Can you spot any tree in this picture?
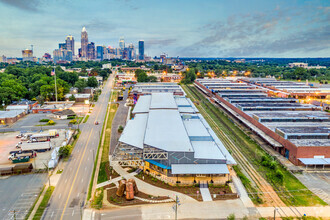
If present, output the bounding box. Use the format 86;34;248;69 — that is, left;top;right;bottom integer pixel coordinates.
69;94;76;101
75;79;87;93
59;145;72;158
148;76;157;82
87;76;98;88
181;68;196;84
135;69;149;82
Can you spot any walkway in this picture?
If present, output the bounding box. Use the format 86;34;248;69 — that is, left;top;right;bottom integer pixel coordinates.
111;164;196;202
96;171;138;189
199;187;212;201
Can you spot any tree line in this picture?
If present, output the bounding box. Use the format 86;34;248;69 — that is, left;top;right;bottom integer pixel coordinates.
0;65;111;105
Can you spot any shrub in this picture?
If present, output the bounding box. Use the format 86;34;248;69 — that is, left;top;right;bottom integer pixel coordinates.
39;119;50;122
69;119;77;124
275;169;284;183
46;120;56;125
67;116;76;119
227;213;235;220
59;145;72;158
118;125;124;133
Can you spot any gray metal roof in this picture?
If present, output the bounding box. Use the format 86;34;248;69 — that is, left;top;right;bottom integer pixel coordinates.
132;95;151;114
171;164;230;174
191;141;226;160
0;110;25;118
145;110;193;152
119;114;148;149
299;158;330;165
150;93;177;109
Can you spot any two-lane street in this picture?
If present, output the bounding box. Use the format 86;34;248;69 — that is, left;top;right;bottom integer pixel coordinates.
42;74;114;220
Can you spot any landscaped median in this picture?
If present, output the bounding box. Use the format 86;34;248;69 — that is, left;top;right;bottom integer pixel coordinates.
87;90;119;204
32;186;55;220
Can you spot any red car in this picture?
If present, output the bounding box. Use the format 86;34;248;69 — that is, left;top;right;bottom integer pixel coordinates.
95;121;99;125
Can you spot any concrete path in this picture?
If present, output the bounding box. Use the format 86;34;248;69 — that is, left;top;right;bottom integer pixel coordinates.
231;174;255;207
112;164;196;202
95;171;137;189
200;188;212;201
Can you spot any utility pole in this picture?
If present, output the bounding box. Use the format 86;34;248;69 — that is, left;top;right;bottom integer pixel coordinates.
172;195;180;220
47;165;51;187
274;207;278;220
54;67;58;102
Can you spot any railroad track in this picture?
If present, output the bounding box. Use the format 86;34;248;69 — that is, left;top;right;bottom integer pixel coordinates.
183;85;291;217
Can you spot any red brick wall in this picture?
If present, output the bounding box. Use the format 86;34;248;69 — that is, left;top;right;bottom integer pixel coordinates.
195;81;301;164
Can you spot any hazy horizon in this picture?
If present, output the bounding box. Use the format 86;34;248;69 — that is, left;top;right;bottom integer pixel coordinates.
0;0;329;58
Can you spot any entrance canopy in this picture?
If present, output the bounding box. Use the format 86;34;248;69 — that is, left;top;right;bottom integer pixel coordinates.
299;158;330;165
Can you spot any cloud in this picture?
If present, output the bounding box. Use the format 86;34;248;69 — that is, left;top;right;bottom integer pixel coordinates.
146;39;177;46
84;19;117;33
0;0;41;12
178;6;330;57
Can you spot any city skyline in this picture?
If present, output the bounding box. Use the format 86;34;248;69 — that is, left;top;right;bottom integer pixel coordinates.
0;0;329;58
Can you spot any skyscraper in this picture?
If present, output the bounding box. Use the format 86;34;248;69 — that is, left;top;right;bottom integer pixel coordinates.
66;35;75;55
59;43;67;50
96;46;104;60
81;27;88;58
119;37;125;50
128;43;135;60
87;42;95;60
138;40;144;60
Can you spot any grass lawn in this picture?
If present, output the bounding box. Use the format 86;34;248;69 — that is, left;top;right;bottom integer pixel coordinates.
33;186;54;220
97;91;119;184
182;84;326;206
77;116;84;124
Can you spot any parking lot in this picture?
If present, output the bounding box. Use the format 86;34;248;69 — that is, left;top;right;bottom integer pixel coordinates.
295;172;330;205
0;130;69;169
0;173;47;220
10;113;71;131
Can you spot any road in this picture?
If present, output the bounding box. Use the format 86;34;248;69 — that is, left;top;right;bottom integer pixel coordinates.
42;74;114;220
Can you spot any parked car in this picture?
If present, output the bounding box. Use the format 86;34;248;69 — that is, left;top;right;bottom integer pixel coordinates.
95;121;99;125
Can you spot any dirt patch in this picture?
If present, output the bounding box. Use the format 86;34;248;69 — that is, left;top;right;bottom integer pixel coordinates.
208;184;239;200
106;187;172;206
136;173;203;201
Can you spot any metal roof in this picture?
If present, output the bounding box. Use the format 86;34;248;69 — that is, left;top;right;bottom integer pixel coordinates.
0;110;25;118
119;114;148;149
171;164;230;174
145;110;193;152
150;93;177;109
191;141;226;160
299;158;330;165
198;114;236;165
132;95;151;114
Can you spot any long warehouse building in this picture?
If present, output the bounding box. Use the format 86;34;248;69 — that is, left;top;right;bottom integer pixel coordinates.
112;92;236;185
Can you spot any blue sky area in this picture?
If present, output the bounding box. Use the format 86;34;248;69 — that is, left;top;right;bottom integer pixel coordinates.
0;0;329;58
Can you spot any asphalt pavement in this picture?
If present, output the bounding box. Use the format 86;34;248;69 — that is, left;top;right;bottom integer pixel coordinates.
42;74;114;220
0;174;47;220
109;89;129;154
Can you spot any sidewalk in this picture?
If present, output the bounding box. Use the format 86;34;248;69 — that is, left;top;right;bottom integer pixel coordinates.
111;164;196;202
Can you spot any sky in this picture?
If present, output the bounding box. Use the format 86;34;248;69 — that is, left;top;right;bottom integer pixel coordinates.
0;0;329;58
